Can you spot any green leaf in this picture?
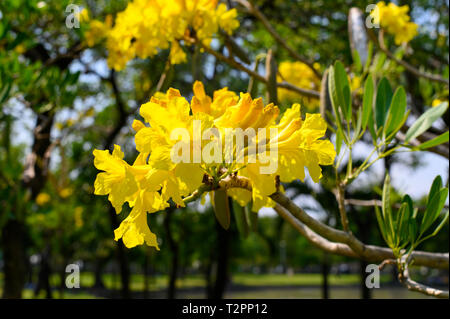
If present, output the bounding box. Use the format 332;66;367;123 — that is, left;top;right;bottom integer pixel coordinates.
405;102;449;142
232;200;249;238
364;41;374;72
428;211;449;238
375;77;393;129
361;75;374;132
336;128;343;155
415;131;449;150
212;190;230;230
352;49;362;73
328;65;347;143
245;204;258;233
384;87;407;137
334;61;352;121
398;196;413;243
382;174;395;238
375;205;390;246
421;188;448;236
352;107;362;142
427;176;443;205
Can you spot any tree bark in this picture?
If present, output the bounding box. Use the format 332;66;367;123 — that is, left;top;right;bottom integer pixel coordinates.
1;219;27;298
321;252;330;299
209;219;231;299
164;208;179;299
108;206;130;299
34;244;53;299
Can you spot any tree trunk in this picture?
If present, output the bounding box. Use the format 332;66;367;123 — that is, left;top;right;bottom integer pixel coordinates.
360;259;372;299
209;219;231;299
2;111;54;298
321;252;330;299
164;208;179;299
108;205;130;299
93;258;106;290
1;219;27;298
34;244;53;299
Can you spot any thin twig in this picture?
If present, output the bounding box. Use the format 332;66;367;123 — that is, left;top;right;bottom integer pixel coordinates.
197;41;320;99
235;0;322;79
377;30;449;85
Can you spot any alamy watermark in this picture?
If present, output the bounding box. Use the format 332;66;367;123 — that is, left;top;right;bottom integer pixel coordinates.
365;264;380;289
65;4;82;29
169;121;279;174
366;4;380;29
65;263;81;288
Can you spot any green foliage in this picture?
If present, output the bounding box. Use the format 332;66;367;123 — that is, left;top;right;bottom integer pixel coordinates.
376;175;449;258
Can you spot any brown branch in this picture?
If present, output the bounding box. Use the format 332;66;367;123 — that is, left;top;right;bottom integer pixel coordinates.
377;30;449;85
201;174;449;269
345;198;449;211
198;41;320;99
336;184;350;232
274;204;358;258
399;259;449;298
235;0;322;79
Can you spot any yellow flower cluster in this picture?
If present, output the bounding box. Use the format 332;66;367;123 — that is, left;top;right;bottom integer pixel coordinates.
36;192;51;206
371;1;418;45
85;0;239;70
277;61;321;111
93;82;335;249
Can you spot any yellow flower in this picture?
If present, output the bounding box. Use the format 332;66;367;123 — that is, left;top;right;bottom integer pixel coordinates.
277;61;321;111
76;8;89;23
432;99;445;107
85;0;239;70
93;145;139;214
36;193;51;206
59;187;73;199
74;206;84;228
371;2;418;45
14;44;26;54
169;42;187;65
93;82;335;248
85;15;113;47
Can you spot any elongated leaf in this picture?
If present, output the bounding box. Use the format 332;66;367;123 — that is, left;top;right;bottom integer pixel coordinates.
416;131;449;150
375;205;390;246
427;176;443;206
421;188;448;236
352;107;362;142
212;190;230;230
334;61;352;121
375;77;393;129
361;75;374;132
428;211;449;238
245;204;258;232
382;174;395;238
400;195;413;243
384;87;407;137
328;65;346;142
405;102;449;142
232;200;249;238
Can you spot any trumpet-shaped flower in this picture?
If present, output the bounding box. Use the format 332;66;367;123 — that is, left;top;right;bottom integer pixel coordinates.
277;61;321;111
371;1;418;45
93;82;335;249
85;0;239;70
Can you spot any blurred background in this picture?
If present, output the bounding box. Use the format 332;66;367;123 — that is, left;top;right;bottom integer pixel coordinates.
0;0;448;299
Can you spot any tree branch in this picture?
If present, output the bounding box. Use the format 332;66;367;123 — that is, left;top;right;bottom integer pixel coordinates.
377;30;449;85
186;174;449;270
235;0;322;79
198;41;320;99
399;258;449;298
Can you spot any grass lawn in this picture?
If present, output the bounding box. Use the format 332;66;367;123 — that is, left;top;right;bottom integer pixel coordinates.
1;271;421;299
